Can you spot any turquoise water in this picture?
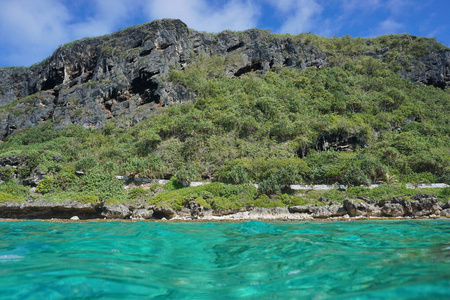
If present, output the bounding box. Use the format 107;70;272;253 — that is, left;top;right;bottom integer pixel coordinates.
0;220;449;299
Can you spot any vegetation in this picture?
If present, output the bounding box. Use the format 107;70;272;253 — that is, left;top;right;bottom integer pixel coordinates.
0;33;449;209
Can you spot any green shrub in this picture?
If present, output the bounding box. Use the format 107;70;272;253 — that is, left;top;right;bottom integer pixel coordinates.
72;195;100;204
438;187;450;200
80;168;126;201
0;191;23;203
252;194;285;208
278;193;309;206
105;198;121;205
193;197;210;208
0;167;15;182
208;194;256;210
128;187;147;200
75;156;99;172
0;180;29;198
53;168;80;192
36;177;55;194
164;176;184;191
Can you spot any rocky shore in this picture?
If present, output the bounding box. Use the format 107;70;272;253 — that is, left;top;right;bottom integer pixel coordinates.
0;194;449;221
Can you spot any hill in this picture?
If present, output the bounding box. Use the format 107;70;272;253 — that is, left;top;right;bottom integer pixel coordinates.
0;19;448;211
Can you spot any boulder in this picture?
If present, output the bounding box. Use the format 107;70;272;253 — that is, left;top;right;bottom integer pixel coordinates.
152;206;176;219
440;209;450;217
381;203;405;217
416;197;441;216
441;201;450;210
288;205;319;214
101;203;131;219
343;200;382;217
131;209;153;219
312;205;347;218
189;201;212;219
398;199;415;216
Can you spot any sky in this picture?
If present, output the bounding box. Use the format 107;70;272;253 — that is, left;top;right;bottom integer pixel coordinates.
0;0;449;67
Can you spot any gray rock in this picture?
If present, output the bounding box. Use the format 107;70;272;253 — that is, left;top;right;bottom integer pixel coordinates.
176;207;192;217
153;206;176;219
131;208;153;219
399;199;415;215
101;203;131;219
441;201;450;210
440;208;450;217
0;199;99;219
415;196;441;216
312;205;348;218
343;200;381;217
249;207;290;218
70;216;80;220
188;201;212;219
22;168;46;186
381;203;405;217
288;205;318;214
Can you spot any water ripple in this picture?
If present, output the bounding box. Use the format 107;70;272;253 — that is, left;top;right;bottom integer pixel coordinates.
0;220;449;299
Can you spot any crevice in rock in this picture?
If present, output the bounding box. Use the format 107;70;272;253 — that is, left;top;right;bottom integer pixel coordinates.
425;78;446;89
139;49;153;57
42;68;64;91
284;57;294;66
234;61;263;77
315;133;366;152
156;43;173;50
130;70;161;104
133;40;143;48
49;89;58;121
227;42;245;52
269;59;275;68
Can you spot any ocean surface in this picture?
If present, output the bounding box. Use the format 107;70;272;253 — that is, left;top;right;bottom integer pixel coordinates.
0;220;449;299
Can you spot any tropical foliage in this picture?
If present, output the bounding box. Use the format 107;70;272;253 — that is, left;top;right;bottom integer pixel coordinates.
0;34;449;207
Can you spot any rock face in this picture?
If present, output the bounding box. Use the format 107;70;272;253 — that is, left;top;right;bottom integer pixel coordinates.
0;154;61;186
0;194;447;220
0;19;449;139
0;200;101;219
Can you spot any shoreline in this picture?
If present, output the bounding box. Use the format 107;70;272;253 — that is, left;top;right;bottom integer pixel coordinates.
1;216;449;223
1;193;449;222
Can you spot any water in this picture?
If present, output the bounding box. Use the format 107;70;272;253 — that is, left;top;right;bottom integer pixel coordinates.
0;220;449;299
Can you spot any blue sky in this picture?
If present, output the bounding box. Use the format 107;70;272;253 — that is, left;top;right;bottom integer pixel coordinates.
0;0;449;67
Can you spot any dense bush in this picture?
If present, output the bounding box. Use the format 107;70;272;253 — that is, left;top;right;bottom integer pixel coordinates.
0;38;448;202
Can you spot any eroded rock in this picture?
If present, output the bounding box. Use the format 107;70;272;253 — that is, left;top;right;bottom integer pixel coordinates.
101;203;131;219
381;203;405;217
343;199;382;217
131;208;153;219
153;206;176;219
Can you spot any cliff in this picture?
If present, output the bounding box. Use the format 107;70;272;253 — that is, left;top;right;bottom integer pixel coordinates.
0;19;449;139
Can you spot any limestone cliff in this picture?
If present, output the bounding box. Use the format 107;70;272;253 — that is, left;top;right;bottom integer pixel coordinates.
0;19;448;139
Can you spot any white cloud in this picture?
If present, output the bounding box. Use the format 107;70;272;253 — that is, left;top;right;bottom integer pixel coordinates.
71;0;138;38
0;0;74;66
385;0;410;15
0;0;70;48
342;0;382;12
0;0;140;66
263;0;323;34
142;0;260;32
375;19;404;36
